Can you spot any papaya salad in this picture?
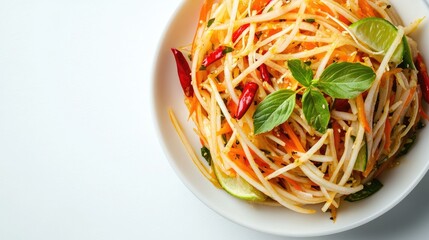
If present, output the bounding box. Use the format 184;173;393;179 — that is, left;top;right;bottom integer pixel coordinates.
169;0;429;216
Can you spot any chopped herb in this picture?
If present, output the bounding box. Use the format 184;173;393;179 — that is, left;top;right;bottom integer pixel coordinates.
222;134;227;145
201;146;212;165
199;65;206;71
207;18;215;28
304;18;316;23
261;149;271;155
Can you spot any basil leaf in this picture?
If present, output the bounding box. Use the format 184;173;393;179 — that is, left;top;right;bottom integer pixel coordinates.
288;59;314;87
316;62;376;99
253;89;296;134
302;88;330;133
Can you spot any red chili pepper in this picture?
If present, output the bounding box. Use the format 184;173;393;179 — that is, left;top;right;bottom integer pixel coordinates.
201;46;235;69
231;0;271;44
171;48;193;97
232;24;250;43
334;99;350;112
259;63;272;85
201;46;225;69
416;53;429;103
235;82;259;119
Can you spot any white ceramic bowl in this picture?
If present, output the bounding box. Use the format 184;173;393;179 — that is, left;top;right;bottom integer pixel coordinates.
152;0;429;237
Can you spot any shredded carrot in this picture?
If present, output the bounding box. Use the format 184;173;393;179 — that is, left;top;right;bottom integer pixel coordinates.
356;94;371;133
251;0;271;13
227;149;256;178
196;70;207;86
357;0;377;18
363;148;380;177
383;68;402;83
404;87;417;107
217;122;232;135
301;42;318;51
276;132;300;157
226;99;237;118
187;95;198;117
282;122;305;152
228;147;246;158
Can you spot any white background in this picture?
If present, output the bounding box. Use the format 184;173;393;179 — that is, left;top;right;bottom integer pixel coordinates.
1;0;429;239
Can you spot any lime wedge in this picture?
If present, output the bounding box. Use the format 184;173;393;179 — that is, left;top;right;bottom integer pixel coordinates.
353;140;367;172
214;165;267;201
349;17;414;68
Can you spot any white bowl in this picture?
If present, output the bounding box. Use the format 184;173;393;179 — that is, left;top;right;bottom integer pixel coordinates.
152;0;429;237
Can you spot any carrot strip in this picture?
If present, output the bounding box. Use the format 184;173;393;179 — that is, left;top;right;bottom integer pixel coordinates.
357;0;377;18
227;149;254;178
251;0;272;13
363;149;379;177
217;122;232;135
276;132;300;157
188;95;200;118
282;122;305;152
196;69;207;86
356;94;371;133
404;87;417;107
226;100;238;118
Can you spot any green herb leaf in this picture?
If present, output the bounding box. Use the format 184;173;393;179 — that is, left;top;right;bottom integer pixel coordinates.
316;62;376;99
253;89;296;134
344;179;383;202
288;59;314;87
304;18;315;23
207;18;215;28
302;88;330;133
201;146;212;166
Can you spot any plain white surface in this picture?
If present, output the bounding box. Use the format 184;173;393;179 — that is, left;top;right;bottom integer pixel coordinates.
0;0;428;239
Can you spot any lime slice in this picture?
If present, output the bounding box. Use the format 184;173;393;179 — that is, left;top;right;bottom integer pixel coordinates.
400;36;415;69
353;140;367;172
349;17;414;68
214;165;267;201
